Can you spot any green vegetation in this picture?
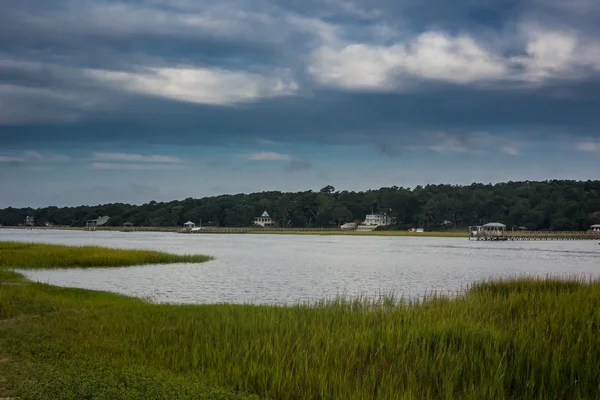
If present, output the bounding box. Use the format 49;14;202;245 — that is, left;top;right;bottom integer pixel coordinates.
1;242;599;399
2;180;600;231
0;241;212;269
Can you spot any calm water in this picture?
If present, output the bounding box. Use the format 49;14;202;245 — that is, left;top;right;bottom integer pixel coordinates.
3;229;600;305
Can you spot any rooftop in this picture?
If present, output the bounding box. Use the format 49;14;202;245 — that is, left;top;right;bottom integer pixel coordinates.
483;222;506;228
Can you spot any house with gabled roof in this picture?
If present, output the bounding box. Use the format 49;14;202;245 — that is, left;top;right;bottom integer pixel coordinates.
254;211;274;227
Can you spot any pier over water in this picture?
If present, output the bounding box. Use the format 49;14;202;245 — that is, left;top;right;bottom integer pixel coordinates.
469;223;600;241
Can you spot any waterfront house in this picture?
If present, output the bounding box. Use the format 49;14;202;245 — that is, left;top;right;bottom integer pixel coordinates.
591;224;600;231
363;212;394;227
24;216;35;226
254;211;274;227
183;221;196;229
86;215;110;228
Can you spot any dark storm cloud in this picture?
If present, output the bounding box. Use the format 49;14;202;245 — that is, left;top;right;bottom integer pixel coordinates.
1;0;600;150
3;82;599;149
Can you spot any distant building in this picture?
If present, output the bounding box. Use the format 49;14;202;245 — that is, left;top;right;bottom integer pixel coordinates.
591;224;600;231
341;222;358;230
363;213;394;227
470;222;506;239
254;211;274;227
85;215;110;228
24;216;35;226
183;221;196;228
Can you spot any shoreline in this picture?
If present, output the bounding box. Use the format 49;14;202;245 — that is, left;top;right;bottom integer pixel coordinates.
0;225;469;237
3;226;600;240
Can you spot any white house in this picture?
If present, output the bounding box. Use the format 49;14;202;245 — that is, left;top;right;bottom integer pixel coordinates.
591;224;600;231
183;221;196;228
85;215;110;228
254;211;274;227
363;213;394;227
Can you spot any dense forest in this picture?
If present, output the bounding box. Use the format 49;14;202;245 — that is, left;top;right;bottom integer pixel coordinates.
2;180;600;231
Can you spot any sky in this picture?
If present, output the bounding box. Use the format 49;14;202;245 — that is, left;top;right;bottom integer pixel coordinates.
1;0;600;208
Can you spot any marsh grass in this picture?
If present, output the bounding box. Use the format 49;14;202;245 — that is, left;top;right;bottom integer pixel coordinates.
1;243;599;399
0;241;212;269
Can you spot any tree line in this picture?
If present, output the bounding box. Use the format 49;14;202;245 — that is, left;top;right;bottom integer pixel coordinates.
2;180;600;231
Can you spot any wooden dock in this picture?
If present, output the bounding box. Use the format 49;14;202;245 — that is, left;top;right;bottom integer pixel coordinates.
470;231;600;241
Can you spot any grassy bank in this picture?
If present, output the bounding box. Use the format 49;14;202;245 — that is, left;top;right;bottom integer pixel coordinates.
1;243;600;399
0;241;212;269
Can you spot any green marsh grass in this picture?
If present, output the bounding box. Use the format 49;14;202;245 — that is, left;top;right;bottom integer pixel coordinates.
1;243;600;399
0;241;212;269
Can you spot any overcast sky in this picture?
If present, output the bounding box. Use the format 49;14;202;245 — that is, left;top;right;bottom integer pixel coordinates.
1;0;599;207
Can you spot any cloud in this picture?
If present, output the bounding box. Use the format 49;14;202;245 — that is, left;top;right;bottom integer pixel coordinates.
511;25;600;82
249;151;292;160
499;145;519;155
0;151;42;163
310;32;509;90
0;84;83;124
92;152;183;163
0;151;70;163
85;66;299;106
373;139;403;157
90;162;178;170
1;0;600;155
519;28;577;79
25;166;53;171
423;132;488;155
575;141;600;152
309;25;600;91
402;132;527;156
0;60;120;125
